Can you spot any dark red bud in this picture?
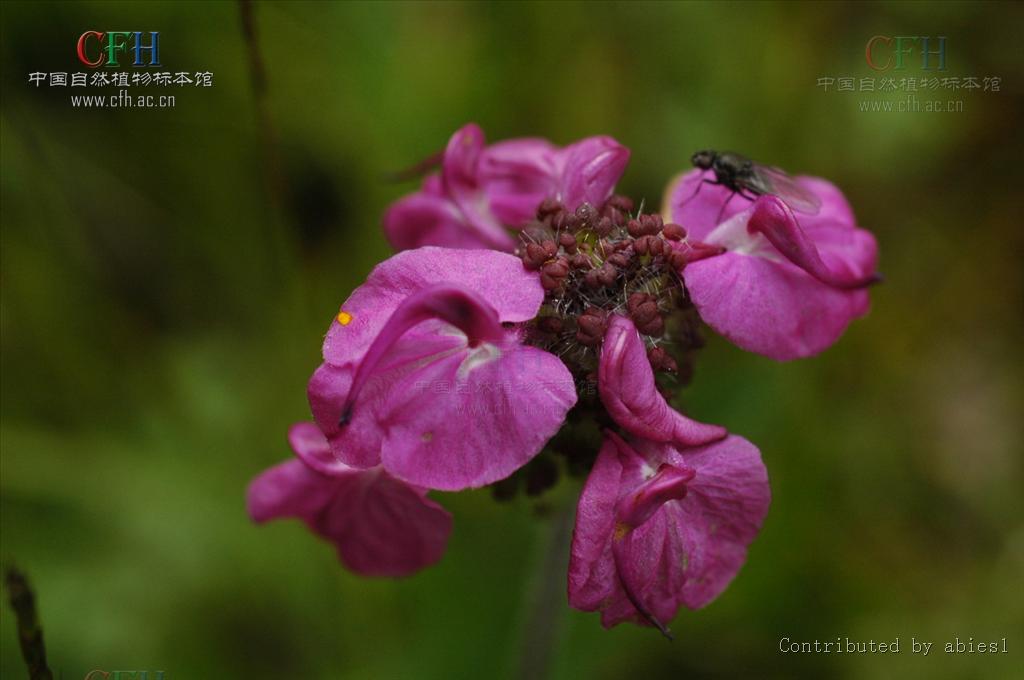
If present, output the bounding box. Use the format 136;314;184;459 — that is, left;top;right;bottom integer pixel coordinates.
647;346;679;374
537;198;564;219
636;314;665;336
558;232;578;253
607;194;634;213
576;315;604;336
634;235;651;255
611;207;627;226
662;223;686;241
602;205;626;227
632;301;660;326
640;213;663;235
627;219;644;237
569;253;593;270
540;272;562;291
635;235;664;256
594;216;613;236
668;249;688;270
575;202;596;226
627;291;651;312
607;251;631;268
596;263;618;287
575;307;608;347
542;259;569;278
526;242;547;261
523;243;547;270
537;316;564;334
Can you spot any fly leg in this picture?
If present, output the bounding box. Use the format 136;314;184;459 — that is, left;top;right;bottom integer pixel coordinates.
715;187;765;222
715;190;737;223
678;178;721;209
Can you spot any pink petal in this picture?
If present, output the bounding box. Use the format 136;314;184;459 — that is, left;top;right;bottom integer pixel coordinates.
664;172;878;360
337;283;506;428
312;310;480;471
567;436;623;612
598;315;727;446
382;187;512;251
479;138;560;227
792;175;856;228
615;463;695;529
441;123;485;200
379;343;577;490
315;280;577;490
748;196;878;289
247;458;337;523
248;423;453;578
558;136;630;210
664;170;860;240
287;421;354;475
683;250;871;360
567;432;770;631
322;247;545;368
663;169;747;240
653;436;770;609
308;362;383;469
384;126;630;250
440;123;515;248
317;468;452;577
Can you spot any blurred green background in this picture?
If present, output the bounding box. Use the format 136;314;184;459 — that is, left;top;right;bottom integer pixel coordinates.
2;1;1022;678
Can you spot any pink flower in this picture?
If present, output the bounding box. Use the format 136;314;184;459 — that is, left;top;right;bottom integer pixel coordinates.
308;246;577;491
247;422;452;577
383;123;629;251
664;171;878;360
251;135;879;631
567;314;768;635
567;430;769;635
598;315;727;447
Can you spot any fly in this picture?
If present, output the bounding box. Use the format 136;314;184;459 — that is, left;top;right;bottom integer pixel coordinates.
685;150;822;221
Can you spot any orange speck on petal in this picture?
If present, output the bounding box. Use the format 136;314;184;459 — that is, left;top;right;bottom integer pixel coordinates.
336;311;353;326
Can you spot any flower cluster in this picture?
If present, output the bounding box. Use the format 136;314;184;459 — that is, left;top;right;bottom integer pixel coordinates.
382;124;629;252
248;123;878;635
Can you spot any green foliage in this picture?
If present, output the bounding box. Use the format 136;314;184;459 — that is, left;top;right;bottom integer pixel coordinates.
2;2;1022;678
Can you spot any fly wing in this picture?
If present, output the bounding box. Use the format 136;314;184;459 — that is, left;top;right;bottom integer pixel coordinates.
747;164;822;215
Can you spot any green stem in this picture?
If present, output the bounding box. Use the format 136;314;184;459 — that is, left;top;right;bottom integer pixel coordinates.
517;501;575;680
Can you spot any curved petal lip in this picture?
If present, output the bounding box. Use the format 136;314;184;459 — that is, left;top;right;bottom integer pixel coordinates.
321;247;546;368
598;315;726;445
